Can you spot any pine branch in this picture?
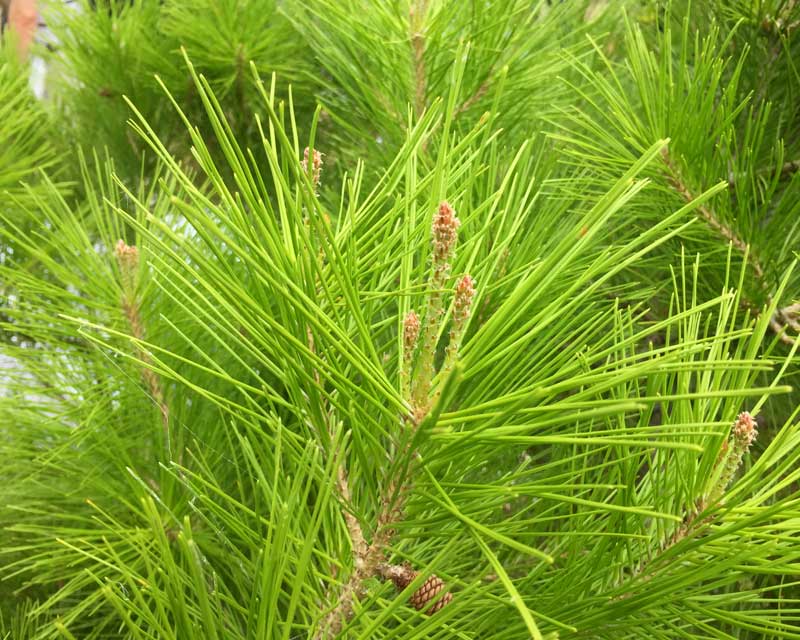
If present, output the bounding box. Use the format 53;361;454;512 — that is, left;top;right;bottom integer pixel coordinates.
307;322;368;566
455;79;490;116
661;149;798;346
617;412;758;597
314;455;412;638
412;202;460;417
662;149;760;273
315;201;470;637
302;147;371;637
115;240;169;433
728;158;800;187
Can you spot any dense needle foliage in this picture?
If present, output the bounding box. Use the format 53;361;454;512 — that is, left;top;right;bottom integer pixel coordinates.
1;1;799;638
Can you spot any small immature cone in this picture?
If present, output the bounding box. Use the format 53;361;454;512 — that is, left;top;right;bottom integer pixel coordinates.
302;147;323;190
410;574;452;614
440;274;475;385
432;201;460;267
413;202;461;413
115;239;139;270
379;563;452;615
732;411;757;448
709;411;757;504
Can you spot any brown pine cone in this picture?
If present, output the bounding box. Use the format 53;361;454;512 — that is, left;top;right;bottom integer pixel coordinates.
379;564;453;614
409;574;452;614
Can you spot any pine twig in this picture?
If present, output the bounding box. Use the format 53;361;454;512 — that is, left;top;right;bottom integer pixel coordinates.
115;241;169;433
314;467;411;638
316;202;471;637
667;412;758;547
770;303;800;346
661;149;797;346
662;149;760;273
307;324;368;568
778;303;800;332
401;310;420;402
727;157;800;187
617;412;757;597
412;202;460;417
455;80;489;116
433;274;474;405
336;449;368;563
302;148;372;637
761;2;800;38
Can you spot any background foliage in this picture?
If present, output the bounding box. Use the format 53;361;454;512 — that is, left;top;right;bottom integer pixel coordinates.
1;0;799;638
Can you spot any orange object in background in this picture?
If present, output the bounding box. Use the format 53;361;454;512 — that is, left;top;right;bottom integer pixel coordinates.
6;0;38;59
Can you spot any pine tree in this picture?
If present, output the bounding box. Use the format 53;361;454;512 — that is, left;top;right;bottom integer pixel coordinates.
1;1;799;638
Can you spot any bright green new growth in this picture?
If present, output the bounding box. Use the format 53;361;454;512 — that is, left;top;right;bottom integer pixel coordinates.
1;1;799;639
706;411;758;506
